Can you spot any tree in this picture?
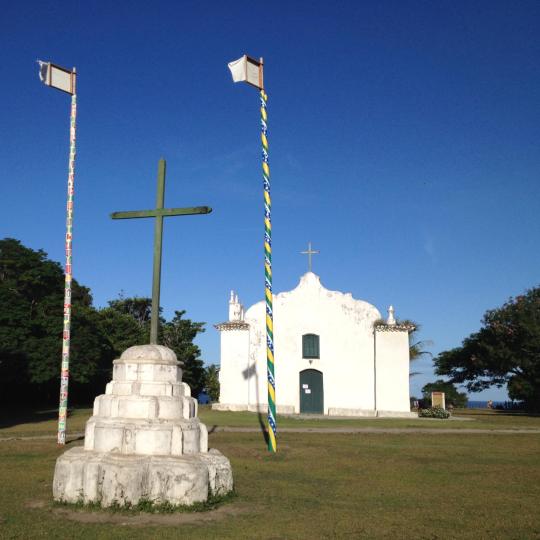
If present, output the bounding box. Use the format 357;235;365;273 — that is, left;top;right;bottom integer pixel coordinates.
205;364;220;402
0;238;110;403
404;320;433;378
434;286;540;410
1;239;209;405
161;310;206;397
107;296;152;331
406;321;433;363
421;380;468;408
99;300;149;358
100;299;207;395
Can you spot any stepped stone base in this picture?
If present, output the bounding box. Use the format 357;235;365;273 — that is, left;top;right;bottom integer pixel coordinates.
53;447;233;507
53;345;233;508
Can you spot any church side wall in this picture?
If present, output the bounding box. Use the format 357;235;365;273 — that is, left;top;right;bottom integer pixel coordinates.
374;330;411;413
217;329;251;408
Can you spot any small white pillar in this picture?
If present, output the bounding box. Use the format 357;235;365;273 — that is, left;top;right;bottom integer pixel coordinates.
387;305;396;325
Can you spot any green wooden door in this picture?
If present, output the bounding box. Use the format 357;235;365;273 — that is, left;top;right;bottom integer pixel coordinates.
299;369;324;414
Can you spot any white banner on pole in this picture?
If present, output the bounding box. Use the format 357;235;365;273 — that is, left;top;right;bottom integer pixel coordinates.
37;60;76;95
227;55;263;90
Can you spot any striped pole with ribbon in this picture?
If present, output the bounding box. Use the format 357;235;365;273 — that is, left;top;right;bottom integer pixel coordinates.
38;61;77;445
228;55;277;451
261;89;277;452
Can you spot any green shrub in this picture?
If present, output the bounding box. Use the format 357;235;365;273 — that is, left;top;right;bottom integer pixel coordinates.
418;406;450;419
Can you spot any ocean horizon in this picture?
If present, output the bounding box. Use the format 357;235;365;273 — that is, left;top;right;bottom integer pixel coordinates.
467;400;512;409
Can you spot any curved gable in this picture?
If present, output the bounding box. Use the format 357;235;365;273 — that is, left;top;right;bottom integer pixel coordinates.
244;272;381;333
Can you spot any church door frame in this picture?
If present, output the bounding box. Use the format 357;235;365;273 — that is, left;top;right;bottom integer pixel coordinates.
299;369;324;414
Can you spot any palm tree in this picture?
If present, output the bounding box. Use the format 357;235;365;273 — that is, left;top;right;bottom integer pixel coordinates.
205;364;220;402
403;320;433;377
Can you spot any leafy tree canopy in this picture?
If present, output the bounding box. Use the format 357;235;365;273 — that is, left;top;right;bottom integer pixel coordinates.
0;238;209;404
434;286;540;410
107;296;153;329
101;296;153;356
162;310;206;397
0;238;107;398
105;299;208;396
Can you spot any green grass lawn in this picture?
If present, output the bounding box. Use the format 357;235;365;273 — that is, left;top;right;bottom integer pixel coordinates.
0;409;539;539
1;406;539;439
0;431;539;539
200;406;540;431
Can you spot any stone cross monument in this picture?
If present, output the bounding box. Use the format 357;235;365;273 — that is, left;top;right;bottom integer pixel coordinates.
53;160;233;507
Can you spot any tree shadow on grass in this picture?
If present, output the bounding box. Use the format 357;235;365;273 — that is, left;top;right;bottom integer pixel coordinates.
66;435;85;445
467;408;540;417
242;363;269;447
0;408;59;429
491;409;540;418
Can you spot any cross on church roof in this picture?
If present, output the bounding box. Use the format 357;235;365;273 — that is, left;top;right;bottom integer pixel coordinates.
300;241;319;272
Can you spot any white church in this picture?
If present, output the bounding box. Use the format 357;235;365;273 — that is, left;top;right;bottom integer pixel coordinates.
213;269;416;417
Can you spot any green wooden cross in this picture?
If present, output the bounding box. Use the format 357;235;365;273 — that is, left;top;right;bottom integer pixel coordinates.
111;158;212;344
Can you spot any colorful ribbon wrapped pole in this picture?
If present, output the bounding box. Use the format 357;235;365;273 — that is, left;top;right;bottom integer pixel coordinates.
227;55;277;451
261;89;277;452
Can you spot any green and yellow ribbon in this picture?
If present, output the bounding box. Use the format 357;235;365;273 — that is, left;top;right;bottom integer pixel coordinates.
261;90;277;452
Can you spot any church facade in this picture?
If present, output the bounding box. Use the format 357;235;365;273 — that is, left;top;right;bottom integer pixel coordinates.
214;272;415;417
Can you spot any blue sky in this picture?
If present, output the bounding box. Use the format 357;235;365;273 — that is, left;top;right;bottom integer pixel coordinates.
2;1;539;401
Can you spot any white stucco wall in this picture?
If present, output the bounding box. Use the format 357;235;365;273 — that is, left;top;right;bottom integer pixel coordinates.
217;328;250;408
216;273;415;417
374;329;411;413
217;273;387;414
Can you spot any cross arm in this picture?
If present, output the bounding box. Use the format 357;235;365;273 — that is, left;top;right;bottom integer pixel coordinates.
111;206;212;219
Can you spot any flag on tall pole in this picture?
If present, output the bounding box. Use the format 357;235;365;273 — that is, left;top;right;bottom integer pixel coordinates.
38;60;77;446
227;55;277;453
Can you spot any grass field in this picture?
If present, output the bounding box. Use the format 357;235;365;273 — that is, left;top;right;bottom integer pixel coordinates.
0;409;539;539
1;406;539;438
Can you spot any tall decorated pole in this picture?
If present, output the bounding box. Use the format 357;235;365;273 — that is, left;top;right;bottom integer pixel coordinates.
38;61;77;445
58;88;77;446
260;87;277;453
228;55;277;452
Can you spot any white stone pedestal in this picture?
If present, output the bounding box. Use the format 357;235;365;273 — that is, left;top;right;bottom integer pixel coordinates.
53;345;233;507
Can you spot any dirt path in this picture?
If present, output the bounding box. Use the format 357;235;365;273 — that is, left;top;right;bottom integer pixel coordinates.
2;426;540;442
210;426;540;434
